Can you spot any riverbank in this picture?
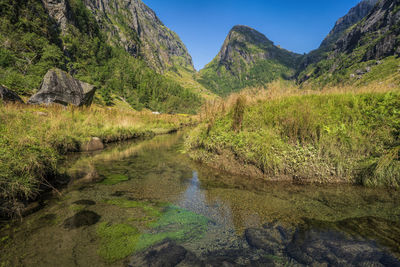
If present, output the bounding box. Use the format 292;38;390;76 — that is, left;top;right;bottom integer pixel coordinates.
0;103;195;217
185;85;400;188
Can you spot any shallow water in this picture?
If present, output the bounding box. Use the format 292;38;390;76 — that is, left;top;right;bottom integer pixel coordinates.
1;132;400;266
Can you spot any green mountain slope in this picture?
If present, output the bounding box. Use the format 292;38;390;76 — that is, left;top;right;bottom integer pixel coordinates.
0;0;201;113
198;25;301;96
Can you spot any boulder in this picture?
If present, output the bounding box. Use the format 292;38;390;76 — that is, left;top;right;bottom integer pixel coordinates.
0;85;24;103
80;137;104;152
28;68;96;106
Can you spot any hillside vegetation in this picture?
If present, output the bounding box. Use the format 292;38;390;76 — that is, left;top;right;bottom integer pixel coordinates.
0;0;201;113
186;82;400;188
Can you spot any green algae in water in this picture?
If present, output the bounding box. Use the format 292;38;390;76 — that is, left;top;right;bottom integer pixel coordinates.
135;206;209;251
97;223;140;262
96;205;209;262
68;204;85;212
101;174;129;185
104;199;163;217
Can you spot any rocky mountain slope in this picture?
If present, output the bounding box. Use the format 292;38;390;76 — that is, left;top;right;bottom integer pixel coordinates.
0;0;201;113
41;0;194;73
198;25;301;96
298;0;400;86
298;0;379;71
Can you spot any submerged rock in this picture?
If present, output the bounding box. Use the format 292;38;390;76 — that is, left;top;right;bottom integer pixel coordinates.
28;68;96;106
286;229;400;266
0;85;24;103
73;200;96;206
63;210;101;229
245;221;294;254
128;239;201;267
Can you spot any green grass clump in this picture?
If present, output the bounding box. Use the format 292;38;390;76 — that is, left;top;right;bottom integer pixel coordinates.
100;174;129;185
187;91;400;187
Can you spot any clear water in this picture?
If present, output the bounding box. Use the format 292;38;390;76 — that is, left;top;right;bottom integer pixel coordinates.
1;132;399;266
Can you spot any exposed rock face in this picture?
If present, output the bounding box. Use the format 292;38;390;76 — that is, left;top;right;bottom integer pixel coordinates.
41;0;71;33
298;0;379;71
334;0;400;60
0;85;24;103
28;68;96;106
216;25;299;74
321;0;379;49
82;0;194;73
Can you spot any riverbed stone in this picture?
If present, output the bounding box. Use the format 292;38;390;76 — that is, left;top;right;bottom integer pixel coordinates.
128;239;202;267
73;199;96;206
0;85;24;103
63;210;101;229
245;221;293;254
80;137;104;152
286;229;400;266
28;68;96;106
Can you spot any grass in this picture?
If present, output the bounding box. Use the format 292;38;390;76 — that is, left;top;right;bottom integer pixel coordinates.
186;81;400;188
0;103;195;217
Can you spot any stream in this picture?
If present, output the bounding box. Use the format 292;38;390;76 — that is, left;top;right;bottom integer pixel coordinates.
1;132;400;266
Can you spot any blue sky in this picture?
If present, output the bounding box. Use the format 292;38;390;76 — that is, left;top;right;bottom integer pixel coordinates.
144;0;361;70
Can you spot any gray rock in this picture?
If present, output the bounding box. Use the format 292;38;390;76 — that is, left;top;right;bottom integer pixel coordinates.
245;221;294;255
28;68;96;106
128;239;201;267
80;137;104;152
0;85;24;103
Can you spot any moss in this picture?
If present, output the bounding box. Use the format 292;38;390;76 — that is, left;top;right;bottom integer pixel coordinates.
96;205;209;261
96;223;140;262
100;174;129;185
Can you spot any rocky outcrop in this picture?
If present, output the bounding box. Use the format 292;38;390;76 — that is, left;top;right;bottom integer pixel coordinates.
334;0;400;60
41;0;71;33
82;0;194;73
28;69;96;106
0;85;24;103
298;0;379;72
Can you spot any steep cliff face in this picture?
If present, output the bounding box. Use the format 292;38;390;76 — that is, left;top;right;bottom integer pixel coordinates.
41;0;194;73
298;0;400;86
298;0;379;72
83;0;194;73
198;25;301;96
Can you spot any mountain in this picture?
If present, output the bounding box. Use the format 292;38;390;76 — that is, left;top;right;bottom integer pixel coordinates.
298;0;379;72
0;0;201;113
298;0;400;87
198;25;301;96
41;0;194;73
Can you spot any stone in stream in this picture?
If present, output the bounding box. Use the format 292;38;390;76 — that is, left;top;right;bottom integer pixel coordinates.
63;210;101;229
128;239;202;267
72;199;96;206
286;229;400;266
245;221;294;255
28;68;96;106
0;85;24;103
